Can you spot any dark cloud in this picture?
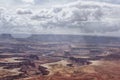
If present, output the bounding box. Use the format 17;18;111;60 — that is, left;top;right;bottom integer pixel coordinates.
17;9;32;15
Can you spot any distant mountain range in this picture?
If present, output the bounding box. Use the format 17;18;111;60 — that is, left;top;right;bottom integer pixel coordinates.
0;34;120;44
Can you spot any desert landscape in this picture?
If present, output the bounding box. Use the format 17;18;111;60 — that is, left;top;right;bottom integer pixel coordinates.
0;34;119;80
0;0;120;80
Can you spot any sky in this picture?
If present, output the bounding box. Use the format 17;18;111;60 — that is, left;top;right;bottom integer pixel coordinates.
0;0;120;37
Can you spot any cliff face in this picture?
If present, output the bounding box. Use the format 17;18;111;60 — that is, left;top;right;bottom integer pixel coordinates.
0;34;120;80
0;34;13;39
0;53;51;80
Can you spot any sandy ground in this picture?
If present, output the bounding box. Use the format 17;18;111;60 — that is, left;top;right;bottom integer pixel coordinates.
90;60;102;66
0;57;22;63
41;60;69;75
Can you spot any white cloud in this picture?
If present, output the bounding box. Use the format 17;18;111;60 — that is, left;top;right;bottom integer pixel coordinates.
84;0;120;4
22;0;34;3
0;0;120;36
30;1;120;34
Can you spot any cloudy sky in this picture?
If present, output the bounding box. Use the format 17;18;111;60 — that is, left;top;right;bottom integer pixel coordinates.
0;0;120;36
